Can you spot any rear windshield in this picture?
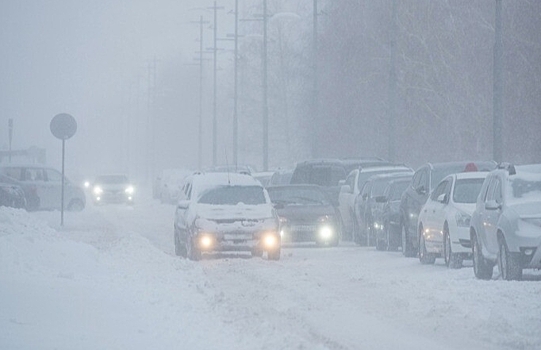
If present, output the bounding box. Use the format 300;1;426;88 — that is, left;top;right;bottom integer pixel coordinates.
267;187;330;205
198;185;266;205
357;169;409;189
388;181;410;200
291;166;346;187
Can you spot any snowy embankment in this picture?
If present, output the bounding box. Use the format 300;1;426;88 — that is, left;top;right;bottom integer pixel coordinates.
1;198;541;350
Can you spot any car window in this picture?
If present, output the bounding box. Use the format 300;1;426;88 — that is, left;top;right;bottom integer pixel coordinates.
360;182;371;198
0;167;22;180
411;170;421;188
418;170;428;190
389;181;410;200
430;180;447;200
493;179;503;204
453;178;485;204
46;169;63;182
198;185;266;205
345;170;356;189
24;168;45;181
267;187;329;205
508;175;541;202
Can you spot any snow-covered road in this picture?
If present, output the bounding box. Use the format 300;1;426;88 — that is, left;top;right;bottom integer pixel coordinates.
1;193;540;349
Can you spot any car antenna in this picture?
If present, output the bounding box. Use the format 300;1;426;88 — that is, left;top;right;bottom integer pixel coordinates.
224;148;231;185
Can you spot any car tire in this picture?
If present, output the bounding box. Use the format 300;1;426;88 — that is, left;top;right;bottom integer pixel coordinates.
472;232;493;280
498;236;522;281
401;222;416;257
352;218;362;246
376;235;386;251
268;248;281;261
444;227;462;269
67;199;85;212
418;226;435;265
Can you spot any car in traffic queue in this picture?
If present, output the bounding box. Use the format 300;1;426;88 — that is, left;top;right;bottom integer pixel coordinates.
470;163;541;281
0;174;27;209
417;171;489;267
373;178;412;251
354;171;414;247
400;161;497;258
173;172;281;261
91;174;135;205
0;164;85;211
268;168;293;187
267;184;341;246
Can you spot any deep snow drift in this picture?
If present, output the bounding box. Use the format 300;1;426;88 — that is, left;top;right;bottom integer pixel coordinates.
1;195;540;350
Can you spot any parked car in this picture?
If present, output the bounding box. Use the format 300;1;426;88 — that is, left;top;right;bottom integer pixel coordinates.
400;161;497;257
0;164;86;211
470;163;541;280
353;170;413;246
268;168;293;186
0;175;26;209
91;174;135;205
373;178;412;251
417;171;489;267
340;164;412;242
291;158;391;207
267;184;341;246
173;172;281;261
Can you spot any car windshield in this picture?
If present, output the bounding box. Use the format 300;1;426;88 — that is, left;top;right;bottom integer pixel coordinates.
453;178;485;203
95;175;129;184
198;185;266;205
507;172;541;204
267;187;329;205
388;181;410;200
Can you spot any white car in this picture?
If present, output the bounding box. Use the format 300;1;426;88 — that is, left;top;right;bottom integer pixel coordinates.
417;171;488;268
174;172;281;260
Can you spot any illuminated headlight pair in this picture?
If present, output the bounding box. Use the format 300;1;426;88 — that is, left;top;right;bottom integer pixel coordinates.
455;212;471;227
373;222;384;231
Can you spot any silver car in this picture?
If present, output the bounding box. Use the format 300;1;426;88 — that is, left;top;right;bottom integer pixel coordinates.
0;164;86;211
470;164;541;280
174;172;281;261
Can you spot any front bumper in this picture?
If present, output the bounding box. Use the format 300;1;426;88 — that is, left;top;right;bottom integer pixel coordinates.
94;191;134;204
280;222;339;244
193;229;281;253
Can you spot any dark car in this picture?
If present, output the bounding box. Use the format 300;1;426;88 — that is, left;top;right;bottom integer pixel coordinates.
0;175;26;209
0;164;85;211
267;184;341;246
290;158;391;206
400;161;497;257
91;174;135;205
353;171;413;246
373;178;415;251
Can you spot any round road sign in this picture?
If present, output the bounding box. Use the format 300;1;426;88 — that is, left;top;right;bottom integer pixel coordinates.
50;113;77;140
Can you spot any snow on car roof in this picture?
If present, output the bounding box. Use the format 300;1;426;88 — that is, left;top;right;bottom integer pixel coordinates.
453;171;490;180
193;172;262;188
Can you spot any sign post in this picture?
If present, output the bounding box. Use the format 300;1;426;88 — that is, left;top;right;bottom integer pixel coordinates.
50;113;77;226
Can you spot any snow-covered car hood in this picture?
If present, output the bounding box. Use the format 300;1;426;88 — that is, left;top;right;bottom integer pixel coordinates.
453;202;476;216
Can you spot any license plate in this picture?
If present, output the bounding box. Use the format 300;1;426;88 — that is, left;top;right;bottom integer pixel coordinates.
224;234;252;240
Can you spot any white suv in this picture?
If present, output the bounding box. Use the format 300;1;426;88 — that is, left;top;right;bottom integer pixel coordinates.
174;172;281;260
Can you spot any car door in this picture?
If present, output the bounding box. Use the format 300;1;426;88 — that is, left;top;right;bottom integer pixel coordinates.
44;168;65;210
409;167;429;242
175;180;193;241
338;170;357;233
483;176;503;255
431;178;452;248
421;179;445;245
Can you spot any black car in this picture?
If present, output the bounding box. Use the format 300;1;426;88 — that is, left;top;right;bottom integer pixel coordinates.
290;158;391;205
267;184;341;246
0;176;26;209
372;178;412;251
400;161;497;257
353;171;413;246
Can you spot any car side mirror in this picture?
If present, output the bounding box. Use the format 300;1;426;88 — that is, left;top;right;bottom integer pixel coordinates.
177;200;189;210
341;184;352;194
485;200;501;211
416;185;427;195
437;193;447;203
375;195;387;203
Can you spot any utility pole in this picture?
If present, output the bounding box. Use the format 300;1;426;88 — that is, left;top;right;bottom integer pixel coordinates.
233;0;239;166
493;0;503;163
312;0;319;159
209;1;224;167
262;0;269;171
388;0;397;162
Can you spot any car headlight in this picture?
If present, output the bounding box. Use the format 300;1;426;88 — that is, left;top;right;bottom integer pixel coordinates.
455;211;471;227
93;186;103;195
318;225;334;239
125;186;135;194
373;222;384;231
262;233;279;248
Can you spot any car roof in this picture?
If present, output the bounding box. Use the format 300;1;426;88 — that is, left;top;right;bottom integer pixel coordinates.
424;161;497;171
267;184;323;191
452;171;490;180
360;165;412;173
192;172;262;187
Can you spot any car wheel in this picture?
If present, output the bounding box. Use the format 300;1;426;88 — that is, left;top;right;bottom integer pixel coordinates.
187;236;201;261
401;222;416;257
268;248;281;261
418;226;435;265
67;199;85;212
472;232;493;280
498;236;522;281
352;218;362;246
376;234;386;251
444;226;462;269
